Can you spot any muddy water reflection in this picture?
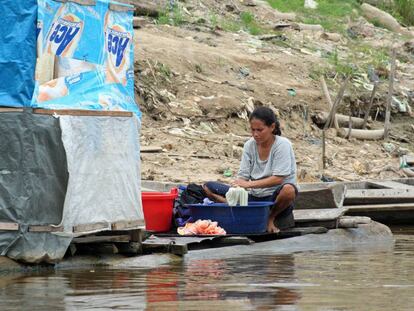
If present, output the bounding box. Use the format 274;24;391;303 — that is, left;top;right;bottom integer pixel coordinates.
0;232;413;310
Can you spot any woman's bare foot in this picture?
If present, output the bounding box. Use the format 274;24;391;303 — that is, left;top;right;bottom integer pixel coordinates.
267;219;280;233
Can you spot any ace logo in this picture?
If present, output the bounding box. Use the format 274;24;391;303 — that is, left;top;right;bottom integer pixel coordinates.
106;26;130;68
48;15;83;57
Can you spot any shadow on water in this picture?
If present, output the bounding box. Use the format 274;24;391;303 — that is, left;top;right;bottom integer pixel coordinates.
0;229;412;310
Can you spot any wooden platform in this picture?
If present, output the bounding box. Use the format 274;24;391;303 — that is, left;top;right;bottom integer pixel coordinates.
70;228;144;256
294;207;349;229
343;178;414;224
295;183;345;209
143;227;329;256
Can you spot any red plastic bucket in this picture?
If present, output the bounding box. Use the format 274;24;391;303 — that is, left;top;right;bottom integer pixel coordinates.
142;188;178;232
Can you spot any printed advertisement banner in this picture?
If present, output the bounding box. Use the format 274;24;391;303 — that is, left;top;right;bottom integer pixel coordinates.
33;0;140;117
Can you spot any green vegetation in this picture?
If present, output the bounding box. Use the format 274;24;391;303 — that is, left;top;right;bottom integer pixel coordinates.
158;6;266;35
157;63;172;79
194;64;203;73
240;12;264;35
157;5;186;26
316;42;390;82
384;0;414;26
219;11;266;35
266;0;360;32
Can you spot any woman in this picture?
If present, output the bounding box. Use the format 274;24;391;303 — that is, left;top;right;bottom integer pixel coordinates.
204;106;298;233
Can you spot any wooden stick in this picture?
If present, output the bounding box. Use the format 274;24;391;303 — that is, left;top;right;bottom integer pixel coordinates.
324;76;350;130
363;82;378;129
322;129;326;169
33;109;133;117
384;48;396;140
347;114;353;139
320;76;339;130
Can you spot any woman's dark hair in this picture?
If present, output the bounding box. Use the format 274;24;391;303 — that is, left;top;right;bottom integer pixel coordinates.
249;106;282;136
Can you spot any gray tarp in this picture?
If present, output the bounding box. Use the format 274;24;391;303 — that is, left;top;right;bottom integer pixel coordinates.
0;109;70;262
0;110;143;263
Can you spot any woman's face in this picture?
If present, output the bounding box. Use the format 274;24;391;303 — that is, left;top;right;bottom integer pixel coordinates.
250;118;275;143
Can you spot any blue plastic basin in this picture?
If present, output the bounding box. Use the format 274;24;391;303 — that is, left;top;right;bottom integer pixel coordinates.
186;201;273;234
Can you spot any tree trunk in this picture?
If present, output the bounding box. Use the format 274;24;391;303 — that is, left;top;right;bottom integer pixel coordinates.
337;128;385;140
312;112;365;129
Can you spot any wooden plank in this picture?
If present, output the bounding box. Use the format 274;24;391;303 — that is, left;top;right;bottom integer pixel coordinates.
73;234;130;244
142;238;189;256
29;225;63;233
283;226;329;235
367;181;414;189
140;146;163;153
128;229;144;243
295;184;346;209
295;219;338;229
0;222;19;231
215;236;254;245
346;203;414;212
33;108;133;117
111;220;145;230
345;188;414;205
294;207;348;222
117;242;142;255
0;108;24;113
73;222;109;233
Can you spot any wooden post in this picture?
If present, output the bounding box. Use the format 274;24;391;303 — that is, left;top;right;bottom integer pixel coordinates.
384;48;396;140
362;82;378;129
302;104;308;137
322;129;326;170
347;114;353;139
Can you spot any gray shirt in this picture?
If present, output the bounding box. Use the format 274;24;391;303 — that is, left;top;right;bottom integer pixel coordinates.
237;136;297;197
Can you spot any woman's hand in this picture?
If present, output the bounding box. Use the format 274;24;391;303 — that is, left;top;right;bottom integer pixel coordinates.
231;179;251;189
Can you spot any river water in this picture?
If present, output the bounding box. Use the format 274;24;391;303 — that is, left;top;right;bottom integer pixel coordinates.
0;227;413;311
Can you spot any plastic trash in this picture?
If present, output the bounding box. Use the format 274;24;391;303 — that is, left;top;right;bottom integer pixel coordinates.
304;0;318;9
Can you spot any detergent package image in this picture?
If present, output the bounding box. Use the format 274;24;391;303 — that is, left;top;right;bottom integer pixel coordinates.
32;0;140;117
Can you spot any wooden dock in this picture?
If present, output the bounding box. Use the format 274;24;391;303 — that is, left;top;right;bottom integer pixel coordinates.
343;178;414;224
80;177;414;257
142;227;329;256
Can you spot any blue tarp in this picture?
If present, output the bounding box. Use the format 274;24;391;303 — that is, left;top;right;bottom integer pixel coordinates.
0;1;37;107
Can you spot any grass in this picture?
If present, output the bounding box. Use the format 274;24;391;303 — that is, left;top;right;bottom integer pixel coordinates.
157;5;266;35
157;4;186;26
157;63;172;79
266;0;360;32
240;11;264;35
394;0;414;25
380;0;414;26
218;11;267;35
308;40;391;82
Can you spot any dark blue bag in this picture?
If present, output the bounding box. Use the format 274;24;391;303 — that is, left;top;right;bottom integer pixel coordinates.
173;183;206;227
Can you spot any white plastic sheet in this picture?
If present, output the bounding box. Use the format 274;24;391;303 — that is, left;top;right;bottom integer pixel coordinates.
59;115;143;234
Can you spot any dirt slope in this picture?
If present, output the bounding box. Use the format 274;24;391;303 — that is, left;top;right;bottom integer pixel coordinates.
133;0;414;185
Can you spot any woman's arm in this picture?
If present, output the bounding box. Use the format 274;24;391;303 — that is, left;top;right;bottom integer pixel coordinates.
232;175;284;189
